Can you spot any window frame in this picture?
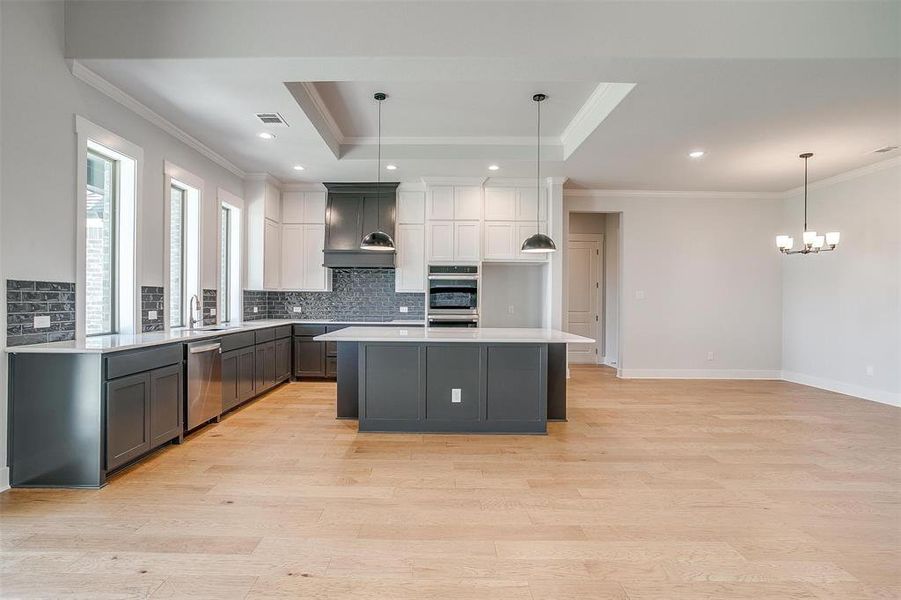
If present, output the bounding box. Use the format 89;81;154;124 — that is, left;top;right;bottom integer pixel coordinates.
220;204;232;323
163;161;204;332
168;183;188;329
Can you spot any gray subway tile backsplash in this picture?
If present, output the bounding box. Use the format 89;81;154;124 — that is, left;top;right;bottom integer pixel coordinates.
244;268;425;321
6;280;76;346
141;286;164;332
202;288;217;326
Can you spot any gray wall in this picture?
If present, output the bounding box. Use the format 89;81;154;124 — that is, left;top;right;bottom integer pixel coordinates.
480;263;548;328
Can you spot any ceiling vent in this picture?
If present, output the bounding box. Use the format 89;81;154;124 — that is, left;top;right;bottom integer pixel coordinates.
873;145;898;154
255;112;289;127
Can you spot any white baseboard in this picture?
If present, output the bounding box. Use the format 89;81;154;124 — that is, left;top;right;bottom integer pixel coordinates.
781;371;901;408
0;467;9;493
619;369;782;380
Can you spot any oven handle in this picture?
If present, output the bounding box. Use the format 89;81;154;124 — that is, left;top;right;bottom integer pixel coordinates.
428;274;479;281
427;315;479;322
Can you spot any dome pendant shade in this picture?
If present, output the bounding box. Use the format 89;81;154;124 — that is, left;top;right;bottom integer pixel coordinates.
521;232;557;253
360;230;395;251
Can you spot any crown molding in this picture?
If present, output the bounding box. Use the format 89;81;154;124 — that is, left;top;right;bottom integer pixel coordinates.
564;188;779;200
69;60;246;179
485;177;537;187
300;82;346;146
420;176;488;186
281;182;328;192
561;82;635;160
244;172;283;187
777;155;901;198
546;176;568;186
345;136;560;147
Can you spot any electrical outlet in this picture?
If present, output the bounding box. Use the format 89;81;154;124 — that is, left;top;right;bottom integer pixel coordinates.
451;388;462;403
635;290;646;300
292;306;302;313
253;306;258;313
399;306;408;313
507;304;516;315
33;315;50;329
399;329;408;336
866;365;875;376
707;351;715;361
148;310;158;321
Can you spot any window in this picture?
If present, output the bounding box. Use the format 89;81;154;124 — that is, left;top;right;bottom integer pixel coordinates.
85;150;117;335
219;205;232;323
169;184;187;328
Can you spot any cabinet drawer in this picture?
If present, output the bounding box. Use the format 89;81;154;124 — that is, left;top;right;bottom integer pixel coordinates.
220;331;255;352
254;328;275;343
326;341;338;356
294;324;326;336
275;325;293;340
325;324;349;333
106;345;182;380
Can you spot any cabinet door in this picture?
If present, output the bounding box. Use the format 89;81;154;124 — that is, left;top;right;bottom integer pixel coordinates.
517;223;549;260
302;224;328;291
427;186;454;220
427;221;454;262
264;342;277;388
302;192;327;224
484;188;516;221
454;221;481;262
263;219;281;290
149;364;182;447
484;222;516;260
397;191;425;224
275;337;292;382
454;186;482;220
280;224;304;289
255;344;267;391
264;182;281;222
516;188;539;221
294;337;325;377
281;191;304;224
237;346;256;401
106;372;151;471
395;224;425;292
221;349;240;412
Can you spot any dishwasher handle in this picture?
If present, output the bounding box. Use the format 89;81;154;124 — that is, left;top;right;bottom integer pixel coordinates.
189;342;221;354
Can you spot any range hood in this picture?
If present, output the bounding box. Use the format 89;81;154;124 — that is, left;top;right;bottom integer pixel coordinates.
323;182;399;268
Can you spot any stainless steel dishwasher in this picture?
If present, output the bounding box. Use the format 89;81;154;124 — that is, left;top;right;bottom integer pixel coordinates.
186;338;222;431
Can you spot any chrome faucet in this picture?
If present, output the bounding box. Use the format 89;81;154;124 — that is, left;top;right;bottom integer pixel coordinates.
189;294;203;329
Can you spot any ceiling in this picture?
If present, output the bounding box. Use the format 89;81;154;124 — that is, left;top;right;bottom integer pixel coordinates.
67;1;900;192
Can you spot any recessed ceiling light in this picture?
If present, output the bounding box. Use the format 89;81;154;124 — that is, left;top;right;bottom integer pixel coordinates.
293;165;305;171
688;150;705;158
385;164;397;170
258;132;276;140
488;164;500;171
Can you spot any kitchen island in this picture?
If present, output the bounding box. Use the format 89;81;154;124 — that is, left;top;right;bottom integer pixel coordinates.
316;327;594;434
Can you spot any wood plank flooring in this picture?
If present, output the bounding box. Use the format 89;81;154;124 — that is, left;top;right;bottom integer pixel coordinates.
1;366;898;599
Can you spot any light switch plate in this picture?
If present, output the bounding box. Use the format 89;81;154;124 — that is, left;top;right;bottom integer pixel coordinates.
148;310;158;321
399;329;408;336
253;306;258;313
635;290;646;300
33;315;50;329
292;306;302;313
399;306;408;313
451;388;462;403
210;308;216;316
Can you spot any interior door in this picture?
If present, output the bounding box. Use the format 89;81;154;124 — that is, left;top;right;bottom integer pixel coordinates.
567;238;601;363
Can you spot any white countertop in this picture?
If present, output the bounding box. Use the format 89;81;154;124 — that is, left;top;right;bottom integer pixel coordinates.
5;319;426;354
315;326;595;344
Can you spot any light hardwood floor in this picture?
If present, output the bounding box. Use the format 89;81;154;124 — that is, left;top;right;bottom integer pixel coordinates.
1;366;899;599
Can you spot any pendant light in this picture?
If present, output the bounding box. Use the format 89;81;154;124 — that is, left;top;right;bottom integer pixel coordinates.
521;93;557;253
776;153;840;255
360;92;395;252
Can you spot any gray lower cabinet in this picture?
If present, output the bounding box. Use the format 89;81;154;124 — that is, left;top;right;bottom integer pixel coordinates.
294;337;325;377
275;337;292;381
106;362;183;472
255;341;277;391
237;346;256;401
221;349;240;413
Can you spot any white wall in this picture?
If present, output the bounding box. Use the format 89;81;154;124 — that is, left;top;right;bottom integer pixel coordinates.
604;213;621;366
481;263;547;328
0;0;245;487
565;191;785;378
781;160;901;405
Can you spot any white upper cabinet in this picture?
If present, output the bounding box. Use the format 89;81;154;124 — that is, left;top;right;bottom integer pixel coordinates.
280;224;304;289
454;221;481;262
516;187;540;221
427;221;455;262
427;186;455;220
397;191;425;224
454;186;482;220
484;221;516;260
301;224;328;290
264;182;281;222
484;187;516;221
395;224;425;292
263;218;281;290
282;191;326;224
302;192;327;224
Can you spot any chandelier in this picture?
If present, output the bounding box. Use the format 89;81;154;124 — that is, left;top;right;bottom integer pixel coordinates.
776;153;839;255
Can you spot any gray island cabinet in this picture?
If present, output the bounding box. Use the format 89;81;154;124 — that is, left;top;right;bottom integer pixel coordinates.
316;327;593;434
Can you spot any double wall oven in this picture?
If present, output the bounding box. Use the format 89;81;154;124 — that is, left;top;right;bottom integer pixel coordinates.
427;265;479;327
